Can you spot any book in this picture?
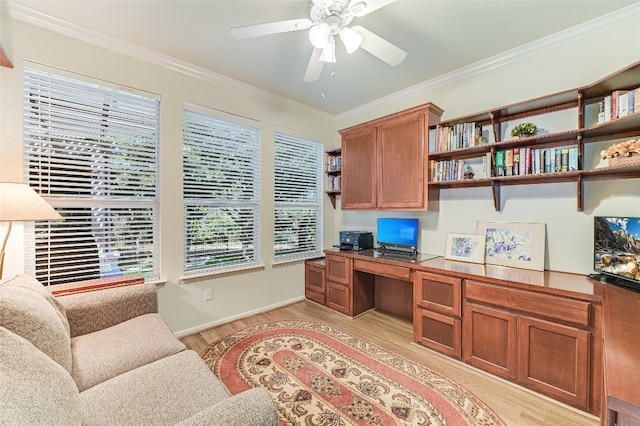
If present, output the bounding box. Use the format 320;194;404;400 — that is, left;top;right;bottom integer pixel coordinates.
611;90;629;120
561;148;569;172
618;92;630;117
513;149;520;176
635;87;640;113
505;149;513;176
495;151;505;177
428;128;437;153
603;95;612;122
555;148;562;173
568;147;578;171
628;90;635;115
597;101;606;124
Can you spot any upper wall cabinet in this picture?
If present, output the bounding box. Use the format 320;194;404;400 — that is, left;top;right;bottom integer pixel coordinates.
427;60;640;211
339;103;443;211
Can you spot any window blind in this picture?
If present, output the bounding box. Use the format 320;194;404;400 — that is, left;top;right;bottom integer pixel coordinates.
183;109;261;273
274;132;323;260
23;68;160;285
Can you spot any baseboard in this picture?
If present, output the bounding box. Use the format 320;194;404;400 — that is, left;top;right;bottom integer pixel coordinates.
174;295;306;338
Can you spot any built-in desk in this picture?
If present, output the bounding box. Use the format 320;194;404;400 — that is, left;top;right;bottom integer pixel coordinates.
318;248;604;416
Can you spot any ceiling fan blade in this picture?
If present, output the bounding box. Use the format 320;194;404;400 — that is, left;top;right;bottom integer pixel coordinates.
351;25;407;66
230;18;312;39
351;0;396;17
303;49;324;82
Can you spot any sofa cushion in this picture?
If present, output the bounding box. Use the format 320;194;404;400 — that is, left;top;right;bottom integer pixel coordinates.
71;312;186;391
81;350;229;425
0;326;81;425
0;274;72;372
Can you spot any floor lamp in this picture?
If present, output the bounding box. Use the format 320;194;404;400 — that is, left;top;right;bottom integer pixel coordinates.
0;182;63;279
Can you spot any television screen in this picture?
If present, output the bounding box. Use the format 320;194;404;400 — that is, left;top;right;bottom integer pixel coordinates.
377;218;419;251
594;216;640;288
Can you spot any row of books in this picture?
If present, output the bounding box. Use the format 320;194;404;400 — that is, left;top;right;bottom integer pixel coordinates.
326;155;341;173
495;146;578;176
430;155;491;182
597;87;640;124
428;122;482;153
328;175;341;192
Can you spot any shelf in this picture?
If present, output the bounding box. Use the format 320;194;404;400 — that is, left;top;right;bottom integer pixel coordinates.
426;60;640;212
326;191;340;209
325;149;342;209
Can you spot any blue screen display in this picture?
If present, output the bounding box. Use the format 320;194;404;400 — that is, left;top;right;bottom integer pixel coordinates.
377;218;419;248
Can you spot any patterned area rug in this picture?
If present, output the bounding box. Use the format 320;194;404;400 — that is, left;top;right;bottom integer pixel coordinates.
200;320;505;426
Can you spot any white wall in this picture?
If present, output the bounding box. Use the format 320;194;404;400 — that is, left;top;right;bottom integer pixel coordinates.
335;15;640;275
0;16;338;336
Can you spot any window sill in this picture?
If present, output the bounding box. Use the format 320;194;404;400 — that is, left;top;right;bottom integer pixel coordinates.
272;255;321;268
179;263;266;283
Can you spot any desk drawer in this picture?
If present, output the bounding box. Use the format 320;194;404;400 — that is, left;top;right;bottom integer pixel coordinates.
465;280;591;328
354;259;412;281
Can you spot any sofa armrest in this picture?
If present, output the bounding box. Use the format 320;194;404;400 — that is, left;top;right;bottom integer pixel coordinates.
55;279;158;338
175;388;278;426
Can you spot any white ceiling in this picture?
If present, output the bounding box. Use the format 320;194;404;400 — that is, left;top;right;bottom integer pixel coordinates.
4;0;638;115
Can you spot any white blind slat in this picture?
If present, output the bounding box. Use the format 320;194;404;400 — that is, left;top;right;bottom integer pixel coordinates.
183;109;261;273
23;68;160;285
274;132;323;260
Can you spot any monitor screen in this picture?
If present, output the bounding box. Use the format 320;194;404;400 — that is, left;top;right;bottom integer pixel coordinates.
377;218;419;249
594;216;640;288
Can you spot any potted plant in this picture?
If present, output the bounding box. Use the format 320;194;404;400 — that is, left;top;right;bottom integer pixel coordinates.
510;122;538;138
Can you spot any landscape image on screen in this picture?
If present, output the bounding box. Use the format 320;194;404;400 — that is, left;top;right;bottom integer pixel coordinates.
594;217;640;283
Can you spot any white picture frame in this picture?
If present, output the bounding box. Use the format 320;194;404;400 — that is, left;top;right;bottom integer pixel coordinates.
444;233;486;264
476;221;546;271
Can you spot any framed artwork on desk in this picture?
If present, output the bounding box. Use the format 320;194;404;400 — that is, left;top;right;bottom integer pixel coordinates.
444;233;486;264
477;221;546;271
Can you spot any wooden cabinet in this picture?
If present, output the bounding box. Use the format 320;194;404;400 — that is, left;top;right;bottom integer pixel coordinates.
340;103;443;211
304;259;325;305
324;253;353;316
413;271;462;358
427;60;640;211
463;279;595;412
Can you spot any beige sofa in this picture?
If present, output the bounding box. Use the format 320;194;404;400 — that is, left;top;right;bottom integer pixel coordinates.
0;274;278;425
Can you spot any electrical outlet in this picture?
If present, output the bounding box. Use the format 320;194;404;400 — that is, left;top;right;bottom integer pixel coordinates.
204;288;213;301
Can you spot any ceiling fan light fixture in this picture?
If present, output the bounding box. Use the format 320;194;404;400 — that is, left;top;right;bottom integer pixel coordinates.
319;36;336;63
340;26;363;54
309;23;331;49
311;0;334;10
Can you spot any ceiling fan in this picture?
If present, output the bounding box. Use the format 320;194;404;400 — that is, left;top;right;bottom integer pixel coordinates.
230;0;407;82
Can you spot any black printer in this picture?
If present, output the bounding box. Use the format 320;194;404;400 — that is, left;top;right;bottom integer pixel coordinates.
339;231;374;251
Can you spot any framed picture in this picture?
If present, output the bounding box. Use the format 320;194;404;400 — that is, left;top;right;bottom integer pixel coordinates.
477;221;546;271
444;233;486;264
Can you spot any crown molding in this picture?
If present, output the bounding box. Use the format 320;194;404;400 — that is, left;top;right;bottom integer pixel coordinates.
2;0;334;121
336;2;640;122
3;1;638;124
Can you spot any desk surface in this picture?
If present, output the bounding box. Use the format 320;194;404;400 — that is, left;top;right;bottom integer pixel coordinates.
325;248;597;299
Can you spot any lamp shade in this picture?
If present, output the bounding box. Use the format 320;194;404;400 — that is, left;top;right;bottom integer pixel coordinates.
0;182;62;222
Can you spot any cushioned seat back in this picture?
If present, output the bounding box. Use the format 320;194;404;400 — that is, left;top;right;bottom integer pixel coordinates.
0;326;81;425
0;274;72;372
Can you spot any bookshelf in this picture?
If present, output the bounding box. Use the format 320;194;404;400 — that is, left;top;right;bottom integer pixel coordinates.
325;148;341;209
427;60;640;211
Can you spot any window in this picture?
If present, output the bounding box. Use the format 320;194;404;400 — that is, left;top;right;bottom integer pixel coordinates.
182;108;261;273
23;67;160;286
274;132;323;261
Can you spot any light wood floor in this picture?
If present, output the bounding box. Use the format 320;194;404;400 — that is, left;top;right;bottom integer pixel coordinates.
180;300;600;426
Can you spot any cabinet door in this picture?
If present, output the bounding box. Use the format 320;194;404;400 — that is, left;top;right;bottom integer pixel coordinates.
414;307;461;358
304;261;325;305
326;281;351;316
518;316;590;410
325;254;352;286
341;127;377;209
376;112;427;209
463;303;518;380
414;271;461;317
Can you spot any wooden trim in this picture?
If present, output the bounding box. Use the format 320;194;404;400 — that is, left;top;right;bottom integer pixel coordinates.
50;275;145;296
